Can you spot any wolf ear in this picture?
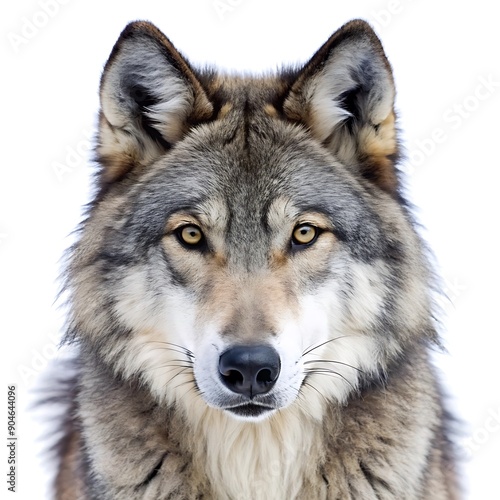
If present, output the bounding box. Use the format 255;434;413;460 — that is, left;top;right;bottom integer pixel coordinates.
97;21;213;183
284;20;399;193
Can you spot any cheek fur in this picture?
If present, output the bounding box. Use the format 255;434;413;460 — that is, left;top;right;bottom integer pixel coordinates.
107;255;387;414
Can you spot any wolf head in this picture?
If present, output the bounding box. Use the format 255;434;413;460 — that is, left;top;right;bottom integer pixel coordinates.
67;20;435;423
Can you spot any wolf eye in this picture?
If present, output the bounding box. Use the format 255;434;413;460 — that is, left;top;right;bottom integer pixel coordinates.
177;225;204;247
292;224;318;246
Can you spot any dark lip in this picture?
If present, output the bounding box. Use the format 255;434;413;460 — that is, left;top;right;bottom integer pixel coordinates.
225;403;275;418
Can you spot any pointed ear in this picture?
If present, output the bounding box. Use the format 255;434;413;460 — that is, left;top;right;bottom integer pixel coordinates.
97;21;213;183
284;20;399;193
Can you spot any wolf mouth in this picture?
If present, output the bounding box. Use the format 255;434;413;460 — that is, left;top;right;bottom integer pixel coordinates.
225;403;275;418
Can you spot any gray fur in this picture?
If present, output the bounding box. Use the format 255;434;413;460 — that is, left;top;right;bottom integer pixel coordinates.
54;19;459;499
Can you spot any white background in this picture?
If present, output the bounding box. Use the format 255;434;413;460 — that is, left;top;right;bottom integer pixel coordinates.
2;0;499;498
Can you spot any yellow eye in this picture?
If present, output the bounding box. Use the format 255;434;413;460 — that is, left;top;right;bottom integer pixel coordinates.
178;225;203;246
292;224;318;246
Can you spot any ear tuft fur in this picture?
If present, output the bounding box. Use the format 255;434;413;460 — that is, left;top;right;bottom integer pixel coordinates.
284;20;399;193
97;21;213;184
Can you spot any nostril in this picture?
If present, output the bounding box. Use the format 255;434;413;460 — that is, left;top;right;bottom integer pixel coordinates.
256;368;273;385
222;369;244;387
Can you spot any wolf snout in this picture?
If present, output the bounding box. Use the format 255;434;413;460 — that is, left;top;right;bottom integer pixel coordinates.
218;345;281;398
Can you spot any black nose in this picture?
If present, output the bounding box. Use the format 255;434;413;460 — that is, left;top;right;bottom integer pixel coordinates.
219;345;281;398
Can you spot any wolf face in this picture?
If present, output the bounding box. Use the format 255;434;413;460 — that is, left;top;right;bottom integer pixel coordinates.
67;20;434;426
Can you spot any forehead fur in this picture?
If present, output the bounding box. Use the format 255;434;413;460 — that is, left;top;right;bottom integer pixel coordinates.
79;19;414;288
97;20;399;196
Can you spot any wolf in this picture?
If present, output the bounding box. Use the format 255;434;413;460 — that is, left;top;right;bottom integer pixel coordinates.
54;19;459;499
